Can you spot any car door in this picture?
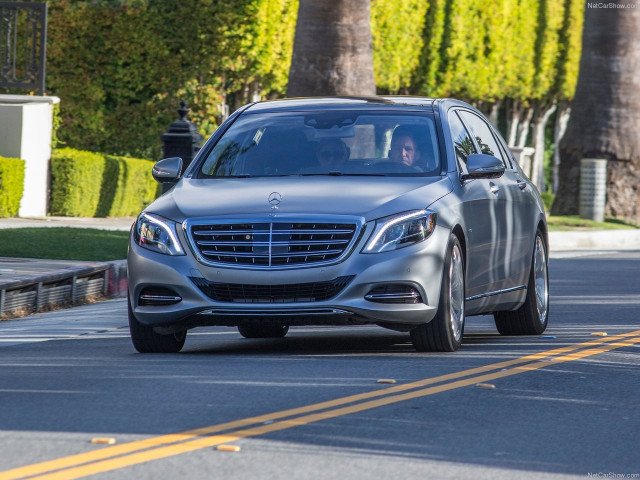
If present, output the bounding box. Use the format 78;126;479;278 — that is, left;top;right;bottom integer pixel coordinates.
494;133;538;289
449;109;510;301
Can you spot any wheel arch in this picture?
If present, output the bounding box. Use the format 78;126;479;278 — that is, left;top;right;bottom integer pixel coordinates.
537;218;549;255
451;224;467;268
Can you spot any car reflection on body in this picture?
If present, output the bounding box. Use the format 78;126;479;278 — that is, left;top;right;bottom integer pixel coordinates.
127;97;549;353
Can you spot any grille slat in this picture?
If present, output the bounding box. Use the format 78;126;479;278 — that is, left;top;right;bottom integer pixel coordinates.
270;249;343;258
188;220;359;268
196;239;350;247
194;229;354;236
201;251;271;258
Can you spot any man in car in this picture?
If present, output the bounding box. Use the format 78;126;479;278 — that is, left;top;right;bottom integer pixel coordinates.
389;126;421;168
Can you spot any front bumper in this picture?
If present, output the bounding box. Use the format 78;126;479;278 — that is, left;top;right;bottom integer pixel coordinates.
127;222;449;331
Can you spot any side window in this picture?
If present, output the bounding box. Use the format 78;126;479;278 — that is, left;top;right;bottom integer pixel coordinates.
496;134;515;170
458;111;505;165
448;111;476;166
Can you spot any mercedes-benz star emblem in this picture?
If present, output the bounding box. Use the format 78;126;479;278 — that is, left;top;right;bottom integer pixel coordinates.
268;192;282;206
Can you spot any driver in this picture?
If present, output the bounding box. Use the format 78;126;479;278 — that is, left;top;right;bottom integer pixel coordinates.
389;126;421;168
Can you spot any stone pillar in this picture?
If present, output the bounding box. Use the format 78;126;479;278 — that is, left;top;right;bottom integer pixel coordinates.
579;158;607;223
509;146;536;177
0;94;60;217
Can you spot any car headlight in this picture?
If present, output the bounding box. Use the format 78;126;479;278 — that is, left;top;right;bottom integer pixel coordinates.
363;210;436;253
133;213;185;255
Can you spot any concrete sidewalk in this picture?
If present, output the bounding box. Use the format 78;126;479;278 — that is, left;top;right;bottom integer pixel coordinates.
1;215;638;319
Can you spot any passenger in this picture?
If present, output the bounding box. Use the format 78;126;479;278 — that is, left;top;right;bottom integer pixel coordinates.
315;138;350;170
389;126;421;168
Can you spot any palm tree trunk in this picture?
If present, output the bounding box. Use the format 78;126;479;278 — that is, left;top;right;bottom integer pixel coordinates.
552;6;640;222
286;0;376;97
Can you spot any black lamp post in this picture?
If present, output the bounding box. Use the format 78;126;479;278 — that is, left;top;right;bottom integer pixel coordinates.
160;100;204;171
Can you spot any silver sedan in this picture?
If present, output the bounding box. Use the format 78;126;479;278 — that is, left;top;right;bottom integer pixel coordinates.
127;97;549;353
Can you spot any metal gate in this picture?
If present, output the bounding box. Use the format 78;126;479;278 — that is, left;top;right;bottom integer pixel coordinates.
0;1;47;95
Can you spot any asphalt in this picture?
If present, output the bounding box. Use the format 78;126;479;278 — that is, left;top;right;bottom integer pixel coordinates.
1;215;639;319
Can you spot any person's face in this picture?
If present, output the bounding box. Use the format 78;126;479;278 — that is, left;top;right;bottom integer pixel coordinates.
390;135;418;166
317;144;346;167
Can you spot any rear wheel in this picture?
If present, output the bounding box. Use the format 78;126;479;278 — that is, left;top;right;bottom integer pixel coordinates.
238;324;289;339
411;234;465;352
494;230;549;335
128;296;186;353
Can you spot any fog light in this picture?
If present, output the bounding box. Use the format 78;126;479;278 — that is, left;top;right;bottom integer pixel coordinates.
139;287;182;306
364;284;423;304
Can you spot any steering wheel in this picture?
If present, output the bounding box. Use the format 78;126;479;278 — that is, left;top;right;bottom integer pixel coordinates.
372;161;422;173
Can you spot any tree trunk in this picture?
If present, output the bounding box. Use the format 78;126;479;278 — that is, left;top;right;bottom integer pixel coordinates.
506;99;522;147
552;103;570;195
516;107;534;149
552;6;640;222
287;0;376;97
530;101;557;191
488;100;501;128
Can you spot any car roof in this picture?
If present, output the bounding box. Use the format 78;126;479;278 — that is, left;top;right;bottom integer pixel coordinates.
243;96;439;113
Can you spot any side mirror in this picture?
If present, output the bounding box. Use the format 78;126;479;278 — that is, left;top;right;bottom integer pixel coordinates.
461;153;505;181
152;157;183;184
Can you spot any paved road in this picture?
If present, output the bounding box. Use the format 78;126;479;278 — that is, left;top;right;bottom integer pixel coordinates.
0;252;639;479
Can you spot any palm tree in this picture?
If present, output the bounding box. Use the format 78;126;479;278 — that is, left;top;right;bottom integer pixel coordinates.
286;0;376;97
552;6;640;223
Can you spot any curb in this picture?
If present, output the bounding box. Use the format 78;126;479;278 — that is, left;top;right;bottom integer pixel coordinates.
0;259;127;319
549;229;640;251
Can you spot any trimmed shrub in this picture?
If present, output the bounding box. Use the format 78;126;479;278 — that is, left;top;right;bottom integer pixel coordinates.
51;148;108;217
0;156;25;218
51;148;159;217
105;155;160;217
541;191;555;213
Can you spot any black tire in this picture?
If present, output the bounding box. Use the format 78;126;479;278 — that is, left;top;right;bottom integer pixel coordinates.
128;296;186;353
411;234;465;352
238;324;289;339
494;230;549;335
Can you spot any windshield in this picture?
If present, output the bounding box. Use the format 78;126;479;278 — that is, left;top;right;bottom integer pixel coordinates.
199;111;441;177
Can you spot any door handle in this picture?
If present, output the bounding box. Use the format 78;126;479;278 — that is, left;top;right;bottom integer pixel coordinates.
516;180;527;190
490;182;500;194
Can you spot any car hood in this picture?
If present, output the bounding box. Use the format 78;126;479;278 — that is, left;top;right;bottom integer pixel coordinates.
147;176;453;222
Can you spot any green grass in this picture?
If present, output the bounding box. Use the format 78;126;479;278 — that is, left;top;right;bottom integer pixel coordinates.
0;228;129;261
547;215;638;231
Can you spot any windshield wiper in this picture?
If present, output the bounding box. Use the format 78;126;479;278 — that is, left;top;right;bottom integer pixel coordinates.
298;172;386;177
334;173;386;176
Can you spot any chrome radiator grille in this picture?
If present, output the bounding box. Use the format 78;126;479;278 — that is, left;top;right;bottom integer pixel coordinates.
187;220;360;268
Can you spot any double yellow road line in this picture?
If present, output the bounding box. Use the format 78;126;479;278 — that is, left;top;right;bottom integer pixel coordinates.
3;329;640;480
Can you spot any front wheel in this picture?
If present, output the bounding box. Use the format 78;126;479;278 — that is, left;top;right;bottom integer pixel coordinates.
411;234;465;352
494;230;549;335
128;296;186;353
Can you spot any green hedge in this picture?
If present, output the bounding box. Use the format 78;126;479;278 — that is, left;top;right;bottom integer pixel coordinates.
0;156;25;218
51;148;160;217
46;0;297;159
